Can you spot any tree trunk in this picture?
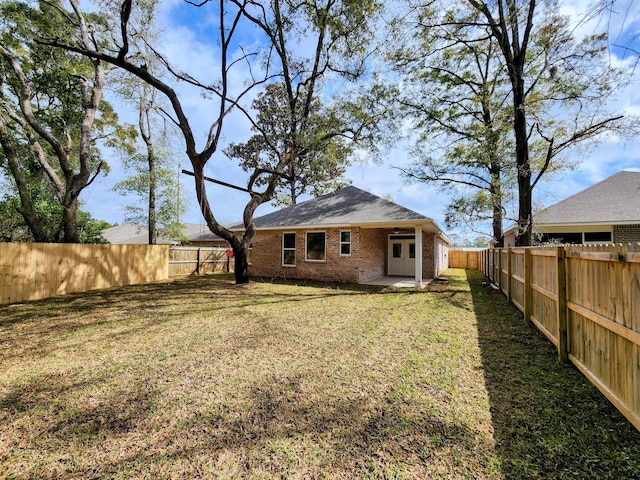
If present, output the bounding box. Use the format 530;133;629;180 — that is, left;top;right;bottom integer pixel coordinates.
61;199;80;243
233;249;250;284
148;145;157;245
489;162;504;247
513;82;532;246
232;243;250;284
0;124;50;242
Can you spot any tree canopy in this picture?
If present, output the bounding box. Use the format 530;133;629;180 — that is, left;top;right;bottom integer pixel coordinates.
40;0;381;281
0;0;134;242
224;82;352;207
387;0;633;245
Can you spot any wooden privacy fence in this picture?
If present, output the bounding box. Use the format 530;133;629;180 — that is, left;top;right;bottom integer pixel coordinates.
169;246;236;276
480;244;640;432
448;249;480;269
0;242;169;305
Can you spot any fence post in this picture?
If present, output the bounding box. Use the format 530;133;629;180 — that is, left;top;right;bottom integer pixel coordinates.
491;249;496;282
196;247;201;275
556;246;568;363
524;248;531;323
484;250;488;276
507;248;512;303
497;249;502;291
486;250;490;279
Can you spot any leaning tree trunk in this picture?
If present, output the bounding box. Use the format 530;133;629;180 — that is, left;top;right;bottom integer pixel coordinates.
0;123;50;242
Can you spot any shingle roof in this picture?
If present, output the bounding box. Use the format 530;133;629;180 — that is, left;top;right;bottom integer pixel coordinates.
102;223;155;244
183;223;223;241
535;171;640;225
102;222;223;244
231;185;437;229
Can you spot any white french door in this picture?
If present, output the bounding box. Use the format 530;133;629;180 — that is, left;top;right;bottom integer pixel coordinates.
388;235;416;276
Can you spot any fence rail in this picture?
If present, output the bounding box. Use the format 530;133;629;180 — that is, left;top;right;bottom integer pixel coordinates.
448;249;480;269
0;242;169;305
480;244;640;432
169;246;235;276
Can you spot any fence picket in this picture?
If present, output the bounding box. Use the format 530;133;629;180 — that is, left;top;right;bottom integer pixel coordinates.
483;245;640;432
0;243;169;305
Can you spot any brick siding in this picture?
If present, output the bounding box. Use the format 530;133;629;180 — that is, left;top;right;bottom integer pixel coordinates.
249;227;438;283
613;225;640;243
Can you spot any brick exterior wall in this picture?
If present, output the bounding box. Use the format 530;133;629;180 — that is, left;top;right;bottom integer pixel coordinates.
613;225;640;243
423;232;436;279
248;227;438;283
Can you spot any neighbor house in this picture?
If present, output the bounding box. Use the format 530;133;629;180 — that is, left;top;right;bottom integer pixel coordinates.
230;186;450;286
503;170;640;246
102;222;227;247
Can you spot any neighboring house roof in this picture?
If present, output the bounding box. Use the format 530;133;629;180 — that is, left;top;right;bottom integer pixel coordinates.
535;171;640;226
102;222;224;244
102;223;160;244
182;223;225;242
230;185;450;241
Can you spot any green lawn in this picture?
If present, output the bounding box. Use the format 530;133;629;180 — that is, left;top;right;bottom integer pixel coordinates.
1;269;639;479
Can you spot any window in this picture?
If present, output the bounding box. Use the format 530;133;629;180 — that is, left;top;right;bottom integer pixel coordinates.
306;232;326;261
584;231;612;243
537;232;582;245
392;243;402;258
340;231;351;256
282;233;296;266
409;243;416;259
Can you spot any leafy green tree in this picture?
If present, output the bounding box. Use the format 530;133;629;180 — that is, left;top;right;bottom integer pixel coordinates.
0;194;31;242
465;0;628;245
45;0;380;283
0;0;133;242
390;11;515;246
112;78;188;244
77;211;112;244
113;154;187;244
0;182;111;243
224;82;352;207
389;0;631;246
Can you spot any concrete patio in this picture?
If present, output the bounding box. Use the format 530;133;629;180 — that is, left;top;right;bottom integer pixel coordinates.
362;277;431;288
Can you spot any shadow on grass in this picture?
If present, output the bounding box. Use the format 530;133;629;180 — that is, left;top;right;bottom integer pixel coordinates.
467;269;640;479
85;374;491;478
0;275;383;362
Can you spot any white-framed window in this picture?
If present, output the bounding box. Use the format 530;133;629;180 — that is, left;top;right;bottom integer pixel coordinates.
340;230;351;256
305;231;326;261
282;232;296;266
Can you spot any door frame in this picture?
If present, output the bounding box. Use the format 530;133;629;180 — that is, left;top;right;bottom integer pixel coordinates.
388;234;416;276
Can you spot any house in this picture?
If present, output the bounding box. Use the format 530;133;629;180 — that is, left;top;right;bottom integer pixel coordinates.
503;171;640;246
181;224;228;248
230;186;450;286
102;222;227;247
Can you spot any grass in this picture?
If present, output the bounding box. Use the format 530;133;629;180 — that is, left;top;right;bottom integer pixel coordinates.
0;269;639;479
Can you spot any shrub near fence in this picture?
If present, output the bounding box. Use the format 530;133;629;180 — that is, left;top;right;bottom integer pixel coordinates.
0;242;169;305
481;244;640;432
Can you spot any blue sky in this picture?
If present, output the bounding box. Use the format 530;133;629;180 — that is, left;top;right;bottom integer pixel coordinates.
79;0;640;242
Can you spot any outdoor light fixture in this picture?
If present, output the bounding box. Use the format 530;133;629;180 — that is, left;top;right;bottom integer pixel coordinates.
393;227;400;234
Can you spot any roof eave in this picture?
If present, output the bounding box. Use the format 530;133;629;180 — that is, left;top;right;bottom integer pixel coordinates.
231;218;452;243
536;220;640;228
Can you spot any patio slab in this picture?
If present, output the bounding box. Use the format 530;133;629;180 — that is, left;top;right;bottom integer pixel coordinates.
362;277;432;288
